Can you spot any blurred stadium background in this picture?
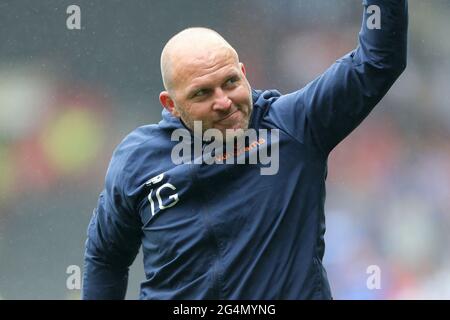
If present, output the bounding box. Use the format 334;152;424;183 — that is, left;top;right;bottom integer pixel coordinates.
1;0;450;299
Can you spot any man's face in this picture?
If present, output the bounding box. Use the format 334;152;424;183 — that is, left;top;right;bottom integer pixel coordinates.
162;46;253;137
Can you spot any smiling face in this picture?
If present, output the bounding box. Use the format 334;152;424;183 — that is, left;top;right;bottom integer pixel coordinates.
159;28;253;138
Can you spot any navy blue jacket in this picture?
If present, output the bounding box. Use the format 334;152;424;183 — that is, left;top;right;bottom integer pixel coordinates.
83;0;407;299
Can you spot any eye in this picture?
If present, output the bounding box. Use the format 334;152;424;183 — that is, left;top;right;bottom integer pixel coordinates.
225;76;239;86
194;89;206;97
192;89;209;98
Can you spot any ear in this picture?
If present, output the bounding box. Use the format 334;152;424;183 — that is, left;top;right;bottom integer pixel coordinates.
159;91;180;117
240;62;247;76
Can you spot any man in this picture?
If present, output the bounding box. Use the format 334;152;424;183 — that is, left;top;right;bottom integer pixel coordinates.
83;0;408;299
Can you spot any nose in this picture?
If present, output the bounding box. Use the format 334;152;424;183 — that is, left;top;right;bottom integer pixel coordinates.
212;88;232;112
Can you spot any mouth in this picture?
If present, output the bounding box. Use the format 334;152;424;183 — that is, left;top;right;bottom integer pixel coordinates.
217;110;239;123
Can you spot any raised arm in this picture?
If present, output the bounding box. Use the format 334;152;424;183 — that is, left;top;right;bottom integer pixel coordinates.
268;0;408;155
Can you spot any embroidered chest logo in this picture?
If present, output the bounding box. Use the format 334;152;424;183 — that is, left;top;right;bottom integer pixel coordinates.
145;173;179;216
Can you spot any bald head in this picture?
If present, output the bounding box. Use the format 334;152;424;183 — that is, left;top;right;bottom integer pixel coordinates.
160;27;239;92
158;27;253;135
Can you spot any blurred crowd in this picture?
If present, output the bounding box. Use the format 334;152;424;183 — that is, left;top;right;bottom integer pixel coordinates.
1;0;449;299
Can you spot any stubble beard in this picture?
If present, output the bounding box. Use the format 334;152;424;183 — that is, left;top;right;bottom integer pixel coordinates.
175;101;253;143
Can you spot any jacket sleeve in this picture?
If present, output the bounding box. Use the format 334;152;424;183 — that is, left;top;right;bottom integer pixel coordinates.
270;0;408;155
82;165;142;300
